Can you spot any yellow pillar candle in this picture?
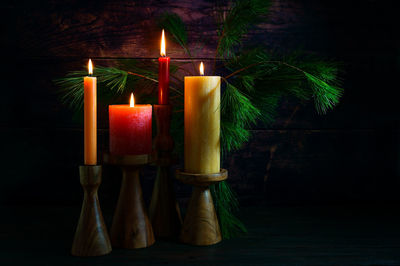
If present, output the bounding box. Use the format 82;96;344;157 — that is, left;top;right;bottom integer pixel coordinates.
84;59;97;165
184;62;221;174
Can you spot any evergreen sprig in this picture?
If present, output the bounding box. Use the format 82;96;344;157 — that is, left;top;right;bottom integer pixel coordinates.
211;181;247;239
159;13;188;52
221;80;260;154
55;0;344;240
216;0;271;58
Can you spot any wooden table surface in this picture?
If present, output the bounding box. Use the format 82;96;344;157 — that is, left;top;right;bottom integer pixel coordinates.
1;203;399;265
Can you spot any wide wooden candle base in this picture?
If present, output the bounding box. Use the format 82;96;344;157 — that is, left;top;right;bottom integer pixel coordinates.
149;104;182;239
175;169;228;246
104;154;155;249
71;165;112;257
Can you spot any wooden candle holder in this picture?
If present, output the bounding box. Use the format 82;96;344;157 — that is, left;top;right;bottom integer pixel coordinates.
103;153;155;249
71;165;112;256
175;169;228;246
149;104;182;239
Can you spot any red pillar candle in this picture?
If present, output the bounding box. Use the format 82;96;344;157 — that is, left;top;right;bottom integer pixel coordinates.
109;93;152;155
158;29;170;105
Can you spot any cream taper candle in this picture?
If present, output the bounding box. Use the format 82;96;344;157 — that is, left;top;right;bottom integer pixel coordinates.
184;62;221;174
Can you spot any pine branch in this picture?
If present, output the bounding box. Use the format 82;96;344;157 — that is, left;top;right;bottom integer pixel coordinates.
54;64;183;110
216;0;271;59
221;79;261;154
97;67;128;93
158;13;188;53
211;181;247;239
56;75;85;110
158;12;197;72
225;62;260;79
221;79;261;128
56;3;345;241
225;55;343;115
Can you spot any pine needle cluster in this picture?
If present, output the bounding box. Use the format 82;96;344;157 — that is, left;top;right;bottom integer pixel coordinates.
55;0;343;240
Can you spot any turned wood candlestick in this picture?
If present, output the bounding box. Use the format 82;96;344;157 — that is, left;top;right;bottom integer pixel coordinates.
175;169;228;246
103;153;155;249
149;104;182;239
71;165;112;256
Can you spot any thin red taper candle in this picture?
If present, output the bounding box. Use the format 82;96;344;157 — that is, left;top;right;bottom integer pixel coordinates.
158;29;170;105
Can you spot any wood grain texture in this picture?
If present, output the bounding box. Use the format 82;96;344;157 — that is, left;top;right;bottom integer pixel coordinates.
2;0;400;207
71;165;112;256
149;166;182;239
103;153;150;166
176;169;228;246
180;186;221;246
104;153;155;249
149;105;182;239
176;169;228;186
4;0;311;59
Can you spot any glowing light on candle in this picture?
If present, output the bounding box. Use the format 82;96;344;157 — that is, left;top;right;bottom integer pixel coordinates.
130;93;135;107
88;59;93;75
199;62;204;76
160;29;166;57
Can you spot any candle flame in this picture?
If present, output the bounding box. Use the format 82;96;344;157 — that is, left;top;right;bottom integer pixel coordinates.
88;59;93;75
130;93;135;107
160;29;166;57
199;62;204;76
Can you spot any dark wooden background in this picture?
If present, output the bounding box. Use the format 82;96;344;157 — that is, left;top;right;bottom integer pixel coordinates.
1;0;399;207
